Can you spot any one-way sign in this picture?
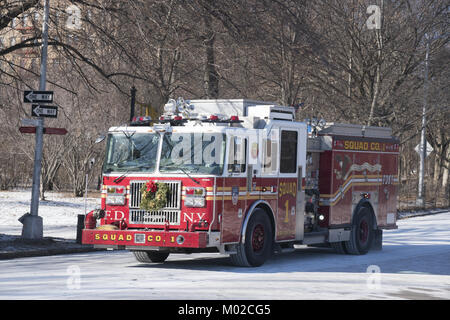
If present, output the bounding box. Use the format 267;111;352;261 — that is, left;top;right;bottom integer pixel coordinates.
31;104;58;118
24;90;54;103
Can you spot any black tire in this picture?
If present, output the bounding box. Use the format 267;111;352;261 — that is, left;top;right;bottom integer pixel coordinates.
230;209;273;267
344;207;374;255
132;250;170;263
330;241;348;254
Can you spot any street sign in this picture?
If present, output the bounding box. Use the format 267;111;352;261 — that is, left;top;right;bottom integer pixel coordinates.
24;90;54;103
415;142;433;157
44;127;67;135
21;118;40;126
19;126;38;134
19;126;68;135
31;104;58;118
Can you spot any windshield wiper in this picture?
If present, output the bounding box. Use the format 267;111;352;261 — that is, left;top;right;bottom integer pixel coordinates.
161;133;200;185
113;164;153;183
161;165;200;185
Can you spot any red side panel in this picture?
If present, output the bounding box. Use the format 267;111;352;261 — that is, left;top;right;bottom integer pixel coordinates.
276;177;297;240
378;150;399;227
318;150;333;227
221;177;247;243
318;136;399;229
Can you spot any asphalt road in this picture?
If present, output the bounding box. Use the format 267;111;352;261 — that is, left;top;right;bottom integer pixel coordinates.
0;212;449;300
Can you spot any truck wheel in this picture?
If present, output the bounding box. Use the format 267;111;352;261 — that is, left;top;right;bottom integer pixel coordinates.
230;209;273;267
132;250;170;263
330;241;347;254
344;207;374;255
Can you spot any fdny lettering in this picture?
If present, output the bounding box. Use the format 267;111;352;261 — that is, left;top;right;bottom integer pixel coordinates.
370;142;382;151
343;140;386;152
95;233;132;241
183;212;206;223
279;182;296;197
105;210;125;220
344;140;369;151
147;235;162;242
93;233;177;244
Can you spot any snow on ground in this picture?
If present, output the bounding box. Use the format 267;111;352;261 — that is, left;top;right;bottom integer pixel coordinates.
0;190;100;239
0;190;449;299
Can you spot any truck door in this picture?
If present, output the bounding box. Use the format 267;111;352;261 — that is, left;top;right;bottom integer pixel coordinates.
276;129;299;241
258;127;279;237
221;134;248;243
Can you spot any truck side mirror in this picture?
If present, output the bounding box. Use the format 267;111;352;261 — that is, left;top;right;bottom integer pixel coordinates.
95;135;106;144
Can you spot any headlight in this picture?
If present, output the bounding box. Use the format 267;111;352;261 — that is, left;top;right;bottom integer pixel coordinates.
106;195;125;205
105;186;126;205
184;187;205;207
184;196;205;207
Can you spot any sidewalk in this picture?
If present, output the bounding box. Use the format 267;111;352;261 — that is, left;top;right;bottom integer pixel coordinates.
0;233;103;260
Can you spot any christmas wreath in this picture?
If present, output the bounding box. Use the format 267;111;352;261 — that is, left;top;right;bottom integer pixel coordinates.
140;181;169;211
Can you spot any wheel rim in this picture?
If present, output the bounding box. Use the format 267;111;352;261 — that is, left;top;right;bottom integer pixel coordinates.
359;219;369;244
252;224;265;252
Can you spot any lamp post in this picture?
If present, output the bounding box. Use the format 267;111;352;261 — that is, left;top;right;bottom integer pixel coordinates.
416;36;429;207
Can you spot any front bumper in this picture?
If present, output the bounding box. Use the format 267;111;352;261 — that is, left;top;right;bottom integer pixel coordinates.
82;229;208;248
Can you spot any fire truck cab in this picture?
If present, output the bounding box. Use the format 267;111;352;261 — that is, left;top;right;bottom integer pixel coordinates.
82;98;399;267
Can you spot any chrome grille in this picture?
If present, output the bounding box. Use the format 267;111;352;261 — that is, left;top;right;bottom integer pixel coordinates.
129;180;181;225
129;209;180;225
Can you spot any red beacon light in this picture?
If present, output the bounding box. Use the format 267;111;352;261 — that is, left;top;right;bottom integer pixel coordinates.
209;115;219;121
131;116;152;124
173;115;182;121
230;115;239;122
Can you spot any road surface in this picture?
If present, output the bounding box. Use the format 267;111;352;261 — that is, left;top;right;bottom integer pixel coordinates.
0;212;449;300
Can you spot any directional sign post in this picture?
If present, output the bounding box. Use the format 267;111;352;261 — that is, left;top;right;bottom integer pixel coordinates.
21;0;51;240
31;104;58;118
24;91;54;104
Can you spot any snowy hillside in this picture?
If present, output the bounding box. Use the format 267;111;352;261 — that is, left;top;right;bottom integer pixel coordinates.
0;190;100;239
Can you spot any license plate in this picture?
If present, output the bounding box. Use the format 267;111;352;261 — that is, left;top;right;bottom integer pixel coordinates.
134;234;146;244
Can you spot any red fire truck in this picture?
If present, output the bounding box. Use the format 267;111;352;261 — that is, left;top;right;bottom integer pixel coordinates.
82;98;399;267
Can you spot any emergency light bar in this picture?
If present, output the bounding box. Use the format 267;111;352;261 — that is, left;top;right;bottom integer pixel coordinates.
200;115;243;124
131;97;244;127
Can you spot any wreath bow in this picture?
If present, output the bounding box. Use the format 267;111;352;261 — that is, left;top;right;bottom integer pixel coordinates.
140;181;169;211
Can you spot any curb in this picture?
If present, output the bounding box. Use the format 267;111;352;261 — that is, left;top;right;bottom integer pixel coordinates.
0;235;105;260
397;208;450;220
0;246;104;260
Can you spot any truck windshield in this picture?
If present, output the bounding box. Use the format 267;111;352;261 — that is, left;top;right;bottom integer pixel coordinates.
103;132;160;173
159;132;226;175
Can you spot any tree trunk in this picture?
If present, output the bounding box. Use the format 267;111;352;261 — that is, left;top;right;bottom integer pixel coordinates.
442;147;449;188
202;12;219;99
433;154;441;184
368;27;383;126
